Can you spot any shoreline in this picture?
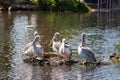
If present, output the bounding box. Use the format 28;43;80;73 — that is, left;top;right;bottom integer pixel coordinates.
0;2;92;12
0;4;37;11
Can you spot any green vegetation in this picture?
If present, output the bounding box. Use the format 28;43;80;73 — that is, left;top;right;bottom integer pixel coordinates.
13;0;25;3
115;42;120;51
0;0;91;12
37;0;91;12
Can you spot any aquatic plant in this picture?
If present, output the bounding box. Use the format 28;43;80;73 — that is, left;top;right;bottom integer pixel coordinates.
115;42;120;51
37;0;55;11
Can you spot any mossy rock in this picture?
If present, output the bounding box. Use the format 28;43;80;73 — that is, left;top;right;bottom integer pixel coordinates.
109;53;120;61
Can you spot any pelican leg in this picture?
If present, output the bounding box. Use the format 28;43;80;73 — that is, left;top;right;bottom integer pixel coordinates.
58;53;63;60
82;58;87;65
57;54;61;59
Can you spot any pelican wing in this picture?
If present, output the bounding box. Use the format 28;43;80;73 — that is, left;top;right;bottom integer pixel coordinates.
24;42;32;51
65;45;72;59
34;44;44;55
65;44;72;52
79;47;96;62
55;44;60;51
53;42;61;52
22;46;36;58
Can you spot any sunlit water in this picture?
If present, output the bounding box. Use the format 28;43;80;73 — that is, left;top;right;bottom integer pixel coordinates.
0;11;120;80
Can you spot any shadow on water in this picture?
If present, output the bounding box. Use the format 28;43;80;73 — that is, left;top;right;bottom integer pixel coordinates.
0;10;120;80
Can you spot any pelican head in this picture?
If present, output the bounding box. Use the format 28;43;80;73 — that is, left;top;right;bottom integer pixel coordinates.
62;38;68;44
49;32;60;46
34;31;38;37
81;33;86;47
33;35;40;44
54;32;60;40
62;38;66;42
35;35;40;41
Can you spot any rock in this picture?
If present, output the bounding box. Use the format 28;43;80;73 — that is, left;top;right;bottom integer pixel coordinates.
23;52;108;66
109;53;120;61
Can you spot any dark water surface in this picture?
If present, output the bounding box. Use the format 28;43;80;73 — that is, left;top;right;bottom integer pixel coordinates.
0;11;120;80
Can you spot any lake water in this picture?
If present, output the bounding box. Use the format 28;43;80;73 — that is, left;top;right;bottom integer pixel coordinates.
0;11;120;80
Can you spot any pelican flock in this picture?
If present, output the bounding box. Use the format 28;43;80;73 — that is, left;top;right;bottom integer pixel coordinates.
23;31;98;64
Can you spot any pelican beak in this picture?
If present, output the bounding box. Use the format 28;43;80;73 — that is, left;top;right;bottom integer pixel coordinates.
65;40;68;44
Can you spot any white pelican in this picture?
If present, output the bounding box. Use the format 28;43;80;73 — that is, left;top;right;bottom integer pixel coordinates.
23;34;44;60
78;33;97;63
59;38;72;61
24;31;39;51
49;32;61;53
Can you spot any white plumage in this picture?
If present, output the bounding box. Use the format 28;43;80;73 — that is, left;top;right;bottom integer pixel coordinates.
78;33;97;63
49;32;61;53
24;31;39;51
59;38;72;61
23;32;44;60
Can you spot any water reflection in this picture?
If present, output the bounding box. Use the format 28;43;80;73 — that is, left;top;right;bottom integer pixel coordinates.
95;11;120;56
0;11;120;80
8;11;39;80
97;11;120;27
0;12;13;80
51;65;71;80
